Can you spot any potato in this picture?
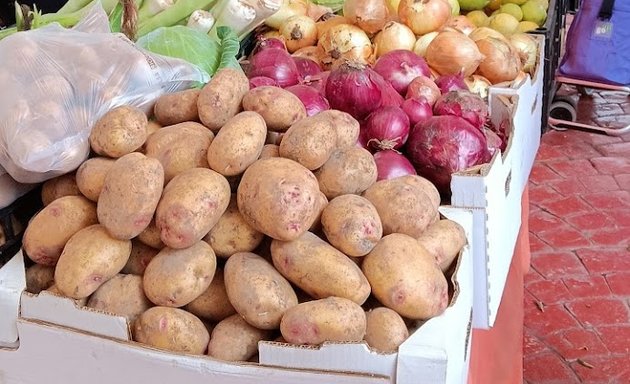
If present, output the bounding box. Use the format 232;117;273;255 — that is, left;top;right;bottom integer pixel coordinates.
41;173;81;206
207;111;267;176
321;195;382;257
144;122;214;182
308;192;328;232
207;314;272;361
54;224;132;299
259;144;279;159
364;307;409;353
362;233;448;320
417;219;466;272
271;231;371;304
237;158;321;241
224;252;298;329
143;241;217;307
184;269;236;322
146;120;162;137
198;68;250;132
25;264;55;294
242;87;306;132
153;88;201;125
399;175;441;209
133;306;209;354
87;274;153;323
278;115;337;170
23;195;98;266
280;297;367;345
75;157;116;202
203;196;264;258
156;168;230;249
137;218;164;249
45;284;88;306
316;147;377;199
98;153;164;240
314;110;360;147
122;240;159;275
89;105;148;158
363;176;438;238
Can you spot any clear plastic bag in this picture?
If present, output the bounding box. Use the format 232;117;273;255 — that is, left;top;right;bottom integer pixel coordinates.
0;4;210;183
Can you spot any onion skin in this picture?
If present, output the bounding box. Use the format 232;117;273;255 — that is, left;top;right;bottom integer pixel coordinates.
280;15;318;53
374;22;417;58
249;48;301;88
425;30;484;77
433;90;489;130
435;74;467;93
402;97;433;126
373;150;417;181
285;85;331;117
398;0;452;36
343;0;391;35
475;37;523;84
316;14;350;40
326;61;385;120
318;24;374;70
293;57;322;79
292;46;325;67
249;76;278;89
302;70;330;95
443;15;476;35
414;31;439;57
405;76;441;106
251;38;287;57
373;50;432;95
364;106;411;151
508;33;538;74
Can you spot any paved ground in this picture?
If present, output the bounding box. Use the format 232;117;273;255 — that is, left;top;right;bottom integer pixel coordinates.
523;90;630;383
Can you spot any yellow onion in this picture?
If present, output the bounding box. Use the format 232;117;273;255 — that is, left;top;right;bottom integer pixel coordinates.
509;32;538;74
343;0;391;34
386;0;402;19
425;30;484;77
413;31;439;57
374;21;417;57
464;75;492;99
469;26;507;42
398;0;452;35
443;15;476;35
292;46;325;67
316;14;350;40
262;30;286;42
265;0;308;30
475;37;523;84
280;15;318;53
306;2;333;21
318;24;374;69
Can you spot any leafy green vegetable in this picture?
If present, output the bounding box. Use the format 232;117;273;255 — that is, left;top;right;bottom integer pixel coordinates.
309;0;345;11
136;25;241;77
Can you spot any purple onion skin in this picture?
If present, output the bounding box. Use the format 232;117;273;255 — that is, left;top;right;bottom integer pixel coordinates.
325;62;384;120
435;74;467;94
406;115;491;196
285;85;331;117
433;90;489;131
249;49;301;88
373;150;417;181
293;57;322;79
251;37;287;57
402;98;433;127
249;76;278;89
364;106;410;151
373;50;432;95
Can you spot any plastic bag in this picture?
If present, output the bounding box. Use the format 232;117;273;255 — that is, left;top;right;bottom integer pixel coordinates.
0;4;210;183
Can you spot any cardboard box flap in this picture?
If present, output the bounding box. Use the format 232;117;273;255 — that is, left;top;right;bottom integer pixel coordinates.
0;252;26;345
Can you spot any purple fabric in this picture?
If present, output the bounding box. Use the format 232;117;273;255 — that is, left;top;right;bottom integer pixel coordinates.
559;0;630;86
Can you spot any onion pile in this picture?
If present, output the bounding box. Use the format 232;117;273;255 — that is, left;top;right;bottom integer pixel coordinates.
398;0;452;35
425;30;484;77
475;37;522;84
373;22;417;57
343;0;390;35
373;50;432;95
318;24;373;69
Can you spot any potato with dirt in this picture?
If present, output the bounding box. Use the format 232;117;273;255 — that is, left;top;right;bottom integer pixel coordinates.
278;114;337;170
54;224;132;299
25;264;55;294
75;157;115;202
97;153;164;240
142;241;217;307
207;314;272;361
121;240;160;275
87;274;153;324
259;144;279;159
417;219;467;272
153;88;201;125
314;110;360;147
280;297;367;345
237;157;321;241
364;307;409;353
89;105;148;158
133;306;209;354
224;252;298;329
41;173;81;206
184;269;236;322
362;233;448;320
23;195;98;266
316;147;377;199
198;68;250;132
137;218;164;249
271;231;371;304
155;168;230;249
242;86;306;132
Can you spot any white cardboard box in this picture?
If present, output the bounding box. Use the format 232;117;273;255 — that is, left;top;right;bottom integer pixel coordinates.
0;252;25;348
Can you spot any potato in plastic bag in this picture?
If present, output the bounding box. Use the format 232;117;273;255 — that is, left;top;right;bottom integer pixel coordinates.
0;4;209;183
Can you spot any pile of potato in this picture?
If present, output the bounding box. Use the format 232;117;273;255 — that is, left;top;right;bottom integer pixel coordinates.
22;67;467;361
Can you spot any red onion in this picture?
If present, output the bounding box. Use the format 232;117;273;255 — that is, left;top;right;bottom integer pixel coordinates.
373;50;432;95
293;57;322;79
405;76;441;106
357;128;370;150
376;76;405;107
326;61;385;120
364;106;410;151
285;85;330;117
402;97;433;127
433;90;489;130
249;76;278;89
373;150;417;181
435;73;467;94
249;48;301;88
302;70;330;95
483;127;503;158
251;37;287;57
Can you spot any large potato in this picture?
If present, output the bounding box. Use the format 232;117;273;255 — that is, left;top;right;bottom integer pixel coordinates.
417;219;467;272
144;122;214;182
259;144;279;159
271;231;371;304
75;157;115;202
41;173;81;206
242;86;306;132
362;233;448;320
237;158;321;241
207;314;272;361
363;176;438;238
54;224;132;299
133;306;209;354
316;147;377;199
153;88;201;125
184;269;236;322
121;239;159;275
399;175;441;208
198;68;249;132
87;274;153;324
156;168;230;249
203;196;264;258
207;112;267;176
137;218;164;249
98;153;164;240
224;252;298;329
364;307;409;353
280;297;367;345
321;195;382;257
314;110;360;147
23;195;97;266
143;241;217;307
278;115;337;170
25;264;55;294
89;105;148;158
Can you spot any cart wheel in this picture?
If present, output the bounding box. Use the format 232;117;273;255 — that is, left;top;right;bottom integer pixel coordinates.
549;100;577;122
577;86;594;97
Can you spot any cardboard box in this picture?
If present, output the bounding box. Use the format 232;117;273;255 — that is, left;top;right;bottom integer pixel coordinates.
0;252;25;348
